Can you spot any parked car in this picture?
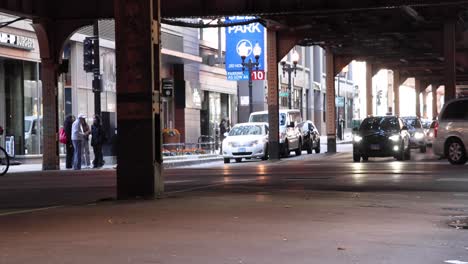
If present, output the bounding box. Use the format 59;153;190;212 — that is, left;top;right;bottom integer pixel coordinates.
425;120;437;146
401;116;427;153
433;98;468;165
300;120;320;154
222;122;269;163
353;116;411;162
24;115;42;155
249;110;302;157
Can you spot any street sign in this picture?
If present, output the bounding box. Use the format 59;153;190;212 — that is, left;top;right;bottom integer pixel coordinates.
251;70;265;81
336;96;345;107
279;92;289;97
225;16;266;81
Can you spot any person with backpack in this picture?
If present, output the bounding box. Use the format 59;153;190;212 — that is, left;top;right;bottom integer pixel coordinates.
63;115;75;169
91;114;106;168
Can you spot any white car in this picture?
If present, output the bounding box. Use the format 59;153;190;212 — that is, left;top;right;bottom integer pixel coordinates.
433;98;468;165
249;110;303;157
222;123;269;164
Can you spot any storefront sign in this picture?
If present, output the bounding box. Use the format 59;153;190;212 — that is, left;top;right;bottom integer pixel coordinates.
0;32;34;50
225;17;266;81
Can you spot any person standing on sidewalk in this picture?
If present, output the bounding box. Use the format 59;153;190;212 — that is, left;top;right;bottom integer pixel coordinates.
64;115;75;169
91;114;106;168
81;117;92;168
71;114;86;170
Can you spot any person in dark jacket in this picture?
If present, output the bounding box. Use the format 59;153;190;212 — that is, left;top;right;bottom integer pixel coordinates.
64;115;75;169
91;115;106;168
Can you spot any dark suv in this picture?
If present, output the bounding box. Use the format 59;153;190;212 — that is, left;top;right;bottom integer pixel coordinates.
353;116;411;162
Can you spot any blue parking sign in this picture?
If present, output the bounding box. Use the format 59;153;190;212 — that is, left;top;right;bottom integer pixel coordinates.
225;17;265;81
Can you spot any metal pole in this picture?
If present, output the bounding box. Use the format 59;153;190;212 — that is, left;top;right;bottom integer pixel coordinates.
288;65;292;109
248;59;253;115
336;75;340;140
93;21;101;116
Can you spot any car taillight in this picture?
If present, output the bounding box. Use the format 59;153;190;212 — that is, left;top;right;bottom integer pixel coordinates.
434;121;439;138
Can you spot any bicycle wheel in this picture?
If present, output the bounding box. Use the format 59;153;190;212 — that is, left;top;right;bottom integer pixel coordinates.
0;147;9;176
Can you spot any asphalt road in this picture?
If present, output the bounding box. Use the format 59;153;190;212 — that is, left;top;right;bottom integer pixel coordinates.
1;145;468;264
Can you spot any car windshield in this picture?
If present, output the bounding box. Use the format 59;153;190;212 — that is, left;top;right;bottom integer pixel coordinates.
402;118;422;129
24;120;32;133
250;113;286;126
229;125;263;136
360;117;399;132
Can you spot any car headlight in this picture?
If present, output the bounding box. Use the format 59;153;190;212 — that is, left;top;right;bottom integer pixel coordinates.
227;142;234;147
414;132;424;139
353;135;362;143
389;135;400;142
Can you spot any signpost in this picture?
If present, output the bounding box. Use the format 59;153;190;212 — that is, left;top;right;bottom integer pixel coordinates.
225;17;266;81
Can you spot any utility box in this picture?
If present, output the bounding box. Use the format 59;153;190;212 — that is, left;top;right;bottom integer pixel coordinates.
101;112;117;163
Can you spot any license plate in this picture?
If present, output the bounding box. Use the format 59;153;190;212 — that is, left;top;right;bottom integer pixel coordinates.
239;148;246;152
370;144;380;150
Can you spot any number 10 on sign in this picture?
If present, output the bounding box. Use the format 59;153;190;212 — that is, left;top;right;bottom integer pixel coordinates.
251;70;265;80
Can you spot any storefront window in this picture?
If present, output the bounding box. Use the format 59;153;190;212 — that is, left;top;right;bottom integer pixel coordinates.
0;59;41;156
23;61;41;155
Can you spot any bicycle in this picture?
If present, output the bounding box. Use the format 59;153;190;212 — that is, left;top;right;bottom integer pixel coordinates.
0;126;9;176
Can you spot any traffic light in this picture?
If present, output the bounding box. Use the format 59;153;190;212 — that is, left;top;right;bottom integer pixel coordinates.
83;37;96;72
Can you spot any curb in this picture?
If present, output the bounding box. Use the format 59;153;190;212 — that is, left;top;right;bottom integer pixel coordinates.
163;157;223;168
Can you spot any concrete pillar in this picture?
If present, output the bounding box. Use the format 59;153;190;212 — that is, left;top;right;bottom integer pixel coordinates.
366;62;373;116
325;48;336;153
393;70;400;116
41;59;60;170
444;21;456;102
266;30;280;160
432;84;438;119
415;79;421;118
115;0;163;198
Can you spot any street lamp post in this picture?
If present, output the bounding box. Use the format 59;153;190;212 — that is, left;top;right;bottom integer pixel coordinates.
281;50;300;109
240;43;262;115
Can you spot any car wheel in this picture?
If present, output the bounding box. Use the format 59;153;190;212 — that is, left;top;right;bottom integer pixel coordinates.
282;141;290;158
295;140;302;156
315;141;320;154
420;145;427;153
223;158;230;164
262;144;269;161
404;145;411;160
307;142;313;154
446;139;467;165
235;158;242;163
314;142;321;154
353;153;361;162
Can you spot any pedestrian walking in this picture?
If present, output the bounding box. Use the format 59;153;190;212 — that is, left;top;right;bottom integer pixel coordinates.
81;117;91;168
64;115;75;169
71;114;86;170
91;114;106;168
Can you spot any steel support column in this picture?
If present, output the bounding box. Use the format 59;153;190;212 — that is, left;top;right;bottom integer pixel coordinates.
32;21;61;171
393;70;400;116
444;21;456;102
366;63;373;117
325;48;336;153
115;0;163;198
432;84;439;120
266;30;280;160
40;59;60;170
415;79;421;118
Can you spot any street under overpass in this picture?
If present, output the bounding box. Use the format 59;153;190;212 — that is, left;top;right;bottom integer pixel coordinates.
1;0;467;198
